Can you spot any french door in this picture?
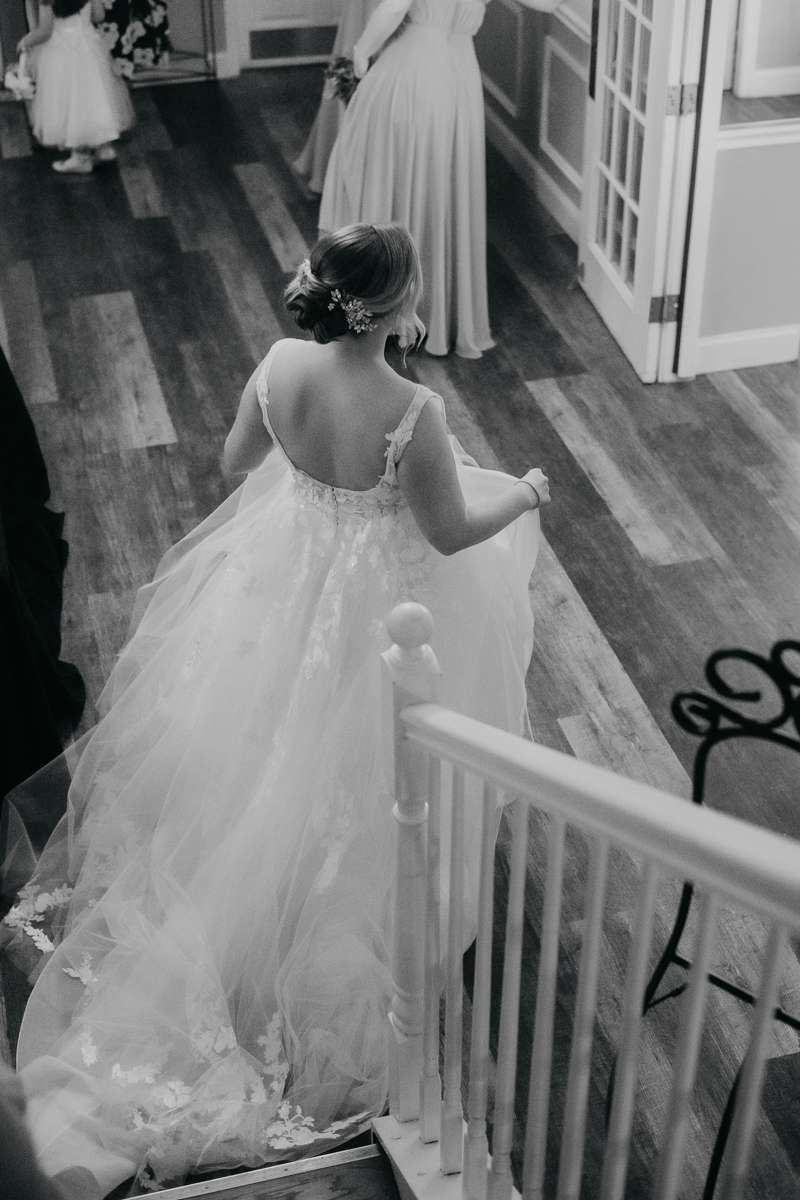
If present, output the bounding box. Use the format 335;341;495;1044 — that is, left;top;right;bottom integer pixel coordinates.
579;0;706;381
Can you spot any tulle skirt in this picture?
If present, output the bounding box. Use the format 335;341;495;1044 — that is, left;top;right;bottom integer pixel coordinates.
31;16;135;149
2;444;538;1194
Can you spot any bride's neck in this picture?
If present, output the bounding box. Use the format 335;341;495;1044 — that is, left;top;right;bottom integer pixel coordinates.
325;327;392;368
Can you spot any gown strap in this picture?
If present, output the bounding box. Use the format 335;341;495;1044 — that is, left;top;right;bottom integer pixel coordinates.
255;340;292;436
384;387;446;476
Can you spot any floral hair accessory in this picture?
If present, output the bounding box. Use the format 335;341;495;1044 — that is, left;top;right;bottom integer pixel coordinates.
328;289;378;334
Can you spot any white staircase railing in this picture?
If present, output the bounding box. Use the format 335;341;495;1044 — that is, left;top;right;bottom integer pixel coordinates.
376;604;800;1200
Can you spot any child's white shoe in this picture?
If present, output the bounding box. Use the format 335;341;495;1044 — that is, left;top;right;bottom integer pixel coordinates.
53;152;94;173
93;144;118;163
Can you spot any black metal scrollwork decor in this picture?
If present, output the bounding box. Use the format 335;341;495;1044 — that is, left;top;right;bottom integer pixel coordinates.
643;640;800;1200
672;640;800;808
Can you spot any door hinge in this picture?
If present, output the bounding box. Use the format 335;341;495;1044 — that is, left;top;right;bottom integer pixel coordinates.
666;83;698;116
649;294;681;323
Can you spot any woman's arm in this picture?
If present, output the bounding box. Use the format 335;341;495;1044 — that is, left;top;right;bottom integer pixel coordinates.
352;0;412;76
398;401;549;556
18;2;54;51
223;363;274;475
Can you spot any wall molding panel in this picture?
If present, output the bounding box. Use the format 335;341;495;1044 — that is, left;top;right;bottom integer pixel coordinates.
539;34;588;190
734;0;800;98
554;2;591;43
485;104;581;241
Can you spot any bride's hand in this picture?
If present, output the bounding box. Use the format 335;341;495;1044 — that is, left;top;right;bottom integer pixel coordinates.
516;468;550;509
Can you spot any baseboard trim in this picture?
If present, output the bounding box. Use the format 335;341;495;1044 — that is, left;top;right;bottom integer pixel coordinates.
485;104;581;241
694;325;800;374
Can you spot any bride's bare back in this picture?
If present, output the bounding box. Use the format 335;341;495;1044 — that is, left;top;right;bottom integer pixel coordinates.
262;338;418;492
224;335;549;556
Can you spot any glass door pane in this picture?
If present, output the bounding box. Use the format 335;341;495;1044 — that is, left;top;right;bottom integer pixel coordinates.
592;0;654;294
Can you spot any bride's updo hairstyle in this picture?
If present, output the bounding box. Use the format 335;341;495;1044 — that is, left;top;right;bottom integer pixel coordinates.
284;224;425;356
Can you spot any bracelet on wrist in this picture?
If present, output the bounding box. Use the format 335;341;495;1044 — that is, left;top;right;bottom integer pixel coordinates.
515;480;540;510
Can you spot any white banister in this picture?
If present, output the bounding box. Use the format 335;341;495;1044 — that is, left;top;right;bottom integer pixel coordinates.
556;837;610;1200
522;814;566;1200
381;603;441;1123
463;781;500;1200
441;765;466;1174
419;753;443;1143
716;921;788;1200
653;890;719;1200
377;617;800;1200
398;705;800;925
600;860;659;1200
490;799;529;1200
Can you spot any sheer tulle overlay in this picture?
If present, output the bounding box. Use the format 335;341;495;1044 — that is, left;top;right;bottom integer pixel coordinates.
319;0;493;358
2;342;538;1194
31;3;135;149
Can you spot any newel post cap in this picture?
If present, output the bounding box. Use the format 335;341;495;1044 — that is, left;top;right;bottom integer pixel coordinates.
386;603;434;652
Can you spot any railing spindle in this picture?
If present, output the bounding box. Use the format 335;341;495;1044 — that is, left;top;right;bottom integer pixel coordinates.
522;814;566;1200
653;890;718;1200
490;798;529;1200
420;753;443;1143
600;859;660;1200
556;836;610;1200
441;764;466;1173
464;781;500;1200
382;604;441;1122
716;921;787;1200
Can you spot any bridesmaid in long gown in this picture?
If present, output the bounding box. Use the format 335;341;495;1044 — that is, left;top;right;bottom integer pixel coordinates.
1;225;547;1195
293;0;380;193
319;0;493;359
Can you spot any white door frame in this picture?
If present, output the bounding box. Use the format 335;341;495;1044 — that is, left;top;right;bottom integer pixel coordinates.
579;0;688;382
675;0;735;378
220;0;244;76
734;0;800;99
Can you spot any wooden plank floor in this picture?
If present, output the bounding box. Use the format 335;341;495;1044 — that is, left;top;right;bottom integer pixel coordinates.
1;71;799;1199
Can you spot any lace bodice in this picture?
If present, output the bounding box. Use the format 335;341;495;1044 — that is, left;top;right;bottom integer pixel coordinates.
255;340;445;515
408;0;486;35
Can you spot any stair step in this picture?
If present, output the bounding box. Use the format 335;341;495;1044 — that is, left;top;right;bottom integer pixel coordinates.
150;1143;402;1199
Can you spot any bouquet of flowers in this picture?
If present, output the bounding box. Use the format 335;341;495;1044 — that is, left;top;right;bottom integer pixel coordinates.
4;52;36;101
322;57;359;105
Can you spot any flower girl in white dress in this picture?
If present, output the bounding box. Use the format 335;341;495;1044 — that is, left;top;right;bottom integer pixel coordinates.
320;0;493;358
18;0;135;173
1;225;548;1195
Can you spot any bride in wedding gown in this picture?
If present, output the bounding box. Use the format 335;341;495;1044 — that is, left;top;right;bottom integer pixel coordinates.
1;224;547;1195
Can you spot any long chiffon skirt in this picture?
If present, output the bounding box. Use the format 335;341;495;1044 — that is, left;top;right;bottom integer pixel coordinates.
319;24;493;359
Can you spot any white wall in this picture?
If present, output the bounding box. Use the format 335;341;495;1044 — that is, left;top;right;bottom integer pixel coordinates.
694;129;800;371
